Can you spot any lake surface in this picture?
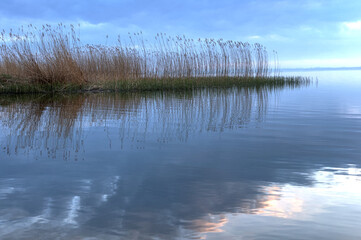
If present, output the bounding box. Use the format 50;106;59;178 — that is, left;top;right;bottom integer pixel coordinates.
0;71;361;240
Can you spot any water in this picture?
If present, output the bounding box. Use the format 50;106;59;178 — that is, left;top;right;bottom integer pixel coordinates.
0;71;360;240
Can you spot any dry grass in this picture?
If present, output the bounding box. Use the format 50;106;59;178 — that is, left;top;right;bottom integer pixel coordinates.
0;24;286;92
0;25;274;80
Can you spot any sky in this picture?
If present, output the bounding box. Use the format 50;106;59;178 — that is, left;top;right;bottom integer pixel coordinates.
1;0;361;68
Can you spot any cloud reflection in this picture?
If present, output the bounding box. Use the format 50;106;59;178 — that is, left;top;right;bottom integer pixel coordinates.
0;164;360;239
2;82;361;239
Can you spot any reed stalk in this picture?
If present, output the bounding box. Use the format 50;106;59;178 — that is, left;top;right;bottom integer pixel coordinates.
0;24;296;93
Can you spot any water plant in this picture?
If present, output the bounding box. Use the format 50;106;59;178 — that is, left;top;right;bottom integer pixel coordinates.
0;24;302;93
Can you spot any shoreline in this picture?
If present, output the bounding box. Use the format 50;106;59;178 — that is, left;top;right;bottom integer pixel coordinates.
0;76;310;95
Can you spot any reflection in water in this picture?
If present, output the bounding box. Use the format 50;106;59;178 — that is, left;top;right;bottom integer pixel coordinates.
257;185;304;219
1;80;361;239
0;165;360;239
1;87;276;160
258;165;361;221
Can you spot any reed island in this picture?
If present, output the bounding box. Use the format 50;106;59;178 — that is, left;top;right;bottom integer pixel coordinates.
0;24;308;94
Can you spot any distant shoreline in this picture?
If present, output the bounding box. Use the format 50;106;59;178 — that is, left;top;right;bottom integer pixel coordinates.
281;67;361;72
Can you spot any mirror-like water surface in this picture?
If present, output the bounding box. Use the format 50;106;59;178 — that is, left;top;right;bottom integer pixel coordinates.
0;71;361;240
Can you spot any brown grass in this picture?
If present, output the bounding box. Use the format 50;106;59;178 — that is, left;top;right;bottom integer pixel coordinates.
0;24;279;88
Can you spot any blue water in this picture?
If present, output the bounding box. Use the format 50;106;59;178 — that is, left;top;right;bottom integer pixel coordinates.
0;71;361;239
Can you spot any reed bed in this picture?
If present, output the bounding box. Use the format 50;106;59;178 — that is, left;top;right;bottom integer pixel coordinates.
0;24;299;93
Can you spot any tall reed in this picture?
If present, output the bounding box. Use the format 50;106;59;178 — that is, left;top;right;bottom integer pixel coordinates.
0;24;280;87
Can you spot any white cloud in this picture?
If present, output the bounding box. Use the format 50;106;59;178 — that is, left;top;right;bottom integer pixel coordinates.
248;35;261;40
267;34;290;41
1;35;27;43
246;34;290;42
343;20;361;30
78;21;107;29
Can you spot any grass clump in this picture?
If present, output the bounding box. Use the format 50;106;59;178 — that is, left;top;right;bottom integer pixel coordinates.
0;24;304;93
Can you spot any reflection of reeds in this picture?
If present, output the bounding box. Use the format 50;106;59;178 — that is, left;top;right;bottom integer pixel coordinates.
0;94;88;159
0;24;300;92
0;83;309;159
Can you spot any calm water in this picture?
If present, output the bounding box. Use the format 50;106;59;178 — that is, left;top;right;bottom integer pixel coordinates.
0;71;361;240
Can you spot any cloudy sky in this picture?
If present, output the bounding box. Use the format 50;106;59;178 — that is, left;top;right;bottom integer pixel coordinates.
1;0;361;68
